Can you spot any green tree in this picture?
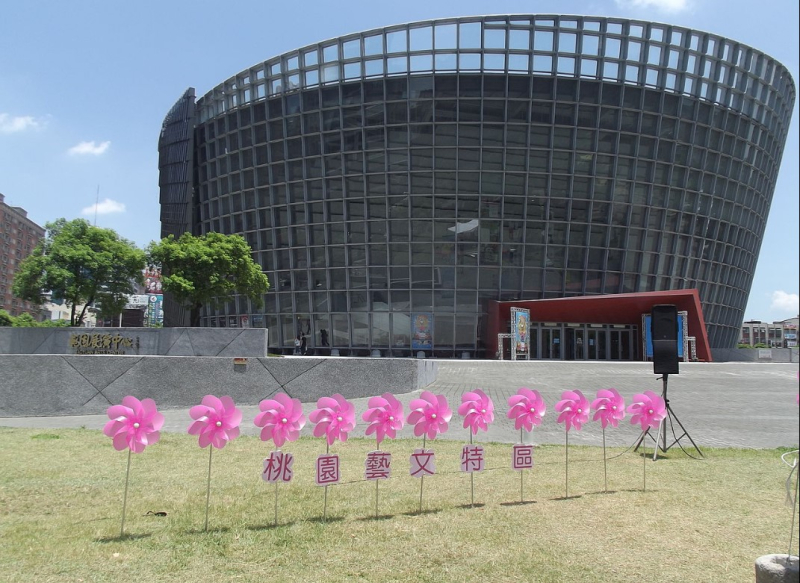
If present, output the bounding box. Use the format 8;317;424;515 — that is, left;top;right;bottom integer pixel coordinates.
11;312;38;327
0;309;13;326
147;232;270;326
12;218;145;326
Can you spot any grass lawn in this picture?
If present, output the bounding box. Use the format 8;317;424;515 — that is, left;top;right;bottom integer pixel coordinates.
0;427;796;582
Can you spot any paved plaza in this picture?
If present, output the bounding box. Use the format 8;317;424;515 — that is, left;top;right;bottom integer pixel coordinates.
2;361;797;449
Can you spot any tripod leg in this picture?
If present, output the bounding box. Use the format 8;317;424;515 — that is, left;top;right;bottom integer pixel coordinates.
667;406;704;458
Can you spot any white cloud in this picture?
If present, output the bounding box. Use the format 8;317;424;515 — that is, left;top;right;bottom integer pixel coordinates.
81;198;126;216
0;113;47;133
614;0;689;12
68;140;111;156
770;290;800;314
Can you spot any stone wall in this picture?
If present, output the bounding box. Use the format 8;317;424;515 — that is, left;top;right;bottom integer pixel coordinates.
712;347;798;363
0;327;268;357
0;355;437;417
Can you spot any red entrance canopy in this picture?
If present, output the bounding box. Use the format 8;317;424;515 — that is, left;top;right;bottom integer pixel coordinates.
486;289;712;362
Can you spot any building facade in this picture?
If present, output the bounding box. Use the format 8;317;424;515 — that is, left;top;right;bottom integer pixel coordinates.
0;193;46;317
740;316;799;348
159;15;795;358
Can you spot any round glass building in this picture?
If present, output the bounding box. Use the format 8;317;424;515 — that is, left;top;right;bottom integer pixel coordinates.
158;15;795;358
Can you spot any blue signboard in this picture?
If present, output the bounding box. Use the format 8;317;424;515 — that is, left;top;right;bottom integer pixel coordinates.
644;313;685;358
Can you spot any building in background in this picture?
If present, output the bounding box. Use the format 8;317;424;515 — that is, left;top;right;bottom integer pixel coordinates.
159;15;795;359
740;316;799;347
0;192;46;318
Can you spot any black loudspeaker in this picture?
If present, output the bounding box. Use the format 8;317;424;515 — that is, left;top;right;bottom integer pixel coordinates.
652;304;679;375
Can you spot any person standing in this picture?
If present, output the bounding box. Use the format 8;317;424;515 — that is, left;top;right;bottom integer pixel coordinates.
294;335;301;355
300;332;307;355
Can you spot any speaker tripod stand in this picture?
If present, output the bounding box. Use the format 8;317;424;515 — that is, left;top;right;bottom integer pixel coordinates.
633;374;704;460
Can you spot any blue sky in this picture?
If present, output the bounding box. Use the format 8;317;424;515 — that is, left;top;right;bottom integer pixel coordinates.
1;0;797;322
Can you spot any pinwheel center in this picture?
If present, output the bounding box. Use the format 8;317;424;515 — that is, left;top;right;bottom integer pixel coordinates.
281;418;288;424
431;413;437;419
133;422;140;429
612;406;617;411
389;416;394;421
648;409;653;415
529;407;535;413
337;416;342;422
216;421;222;427
481;408;486;414
577;408;582;414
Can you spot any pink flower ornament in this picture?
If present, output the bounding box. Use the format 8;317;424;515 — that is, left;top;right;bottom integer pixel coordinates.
458;389;495;434
254;393;306;447
104;396;164;453
188;395;242;449
555;390;590;432
627;391;666;431
507;388;546;431
591;388;626;429
309;394;356;446
362;393;405;446
407;391;452;440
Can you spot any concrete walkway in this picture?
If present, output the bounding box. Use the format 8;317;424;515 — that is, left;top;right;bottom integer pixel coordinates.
2;361;797;449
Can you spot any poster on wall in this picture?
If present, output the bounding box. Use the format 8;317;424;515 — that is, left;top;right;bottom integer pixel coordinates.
411;313;433;350
143;264;162;294
510;308;530;359
144;294;164;327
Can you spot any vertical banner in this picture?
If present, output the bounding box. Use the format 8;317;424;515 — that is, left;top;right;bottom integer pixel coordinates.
411;313;433;351
144;294;164;327
510;308;531;360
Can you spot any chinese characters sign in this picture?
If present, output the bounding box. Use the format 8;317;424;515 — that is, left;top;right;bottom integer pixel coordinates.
512;444;534;470
262;451;294;483
409;449;436;477
460;445;485;473
69;333;134;355
364;451;392;480
315;454;340;486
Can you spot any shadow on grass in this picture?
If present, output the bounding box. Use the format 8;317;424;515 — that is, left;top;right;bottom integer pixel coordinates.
499;500;537;506
455;503;486;509
583;490;621;496
549;495;583;501
184;526;231;535
95;532;151;543
247;521;296;531
356;514;395;522
307;516;345;524
401;508;442;517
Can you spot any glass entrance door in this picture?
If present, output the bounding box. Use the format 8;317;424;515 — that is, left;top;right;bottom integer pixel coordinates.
540;327;562;359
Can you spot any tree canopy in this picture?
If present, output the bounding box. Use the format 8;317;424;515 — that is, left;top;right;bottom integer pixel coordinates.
147;232;270;326
12;218;145;326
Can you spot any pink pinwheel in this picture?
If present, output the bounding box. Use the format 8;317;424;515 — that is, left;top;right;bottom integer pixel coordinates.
458;389;495;434
362;393;405;446
555;390;590;431
104;396;164;453
188;395;242;449
309;394;356;446
407;390;452;440
627;391;666;431
507;388;546;431
591;388;626;429
254;393;306;447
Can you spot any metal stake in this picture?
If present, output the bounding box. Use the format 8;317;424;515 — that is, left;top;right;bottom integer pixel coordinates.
274;481;279;526
602;426;608;493
565;429;569;498
204;446;213;532
469;431;474;507
519;428;524;503
418;435;426;513
323;442;329;523
375;439;380;519
120;449;131;537
789;456;798;558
